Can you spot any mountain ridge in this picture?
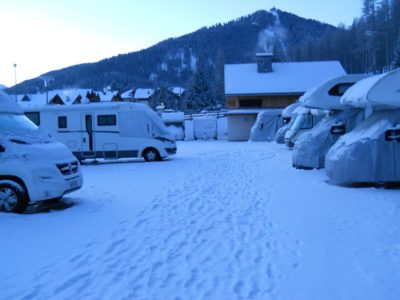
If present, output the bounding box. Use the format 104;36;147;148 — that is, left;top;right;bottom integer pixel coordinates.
9;8;340;105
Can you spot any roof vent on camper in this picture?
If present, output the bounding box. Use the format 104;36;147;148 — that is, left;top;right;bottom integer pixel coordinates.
256;51;273;73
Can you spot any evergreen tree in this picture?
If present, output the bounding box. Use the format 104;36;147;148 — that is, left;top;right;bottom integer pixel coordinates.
213;48;225;106
392;34;400;68
184;55;214;111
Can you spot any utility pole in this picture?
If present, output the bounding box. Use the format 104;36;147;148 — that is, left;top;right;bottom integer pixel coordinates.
40;76;54;105
13;63;17;101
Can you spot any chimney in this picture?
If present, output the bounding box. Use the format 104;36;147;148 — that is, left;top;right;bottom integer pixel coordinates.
256;51;273;73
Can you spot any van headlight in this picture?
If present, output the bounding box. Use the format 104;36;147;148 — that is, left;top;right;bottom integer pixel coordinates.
155;136;175;143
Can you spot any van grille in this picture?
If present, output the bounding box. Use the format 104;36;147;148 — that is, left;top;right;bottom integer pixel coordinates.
56;161;79;176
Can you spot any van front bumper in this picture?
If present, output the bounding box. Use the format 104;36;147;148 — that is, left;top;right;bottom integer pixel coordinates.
26;161;83;203
29;172;83;202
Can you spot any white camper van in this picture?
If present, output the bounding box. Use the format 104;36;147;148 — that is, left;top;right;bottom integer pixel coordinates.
291;74;369;169
24;102;177;162
274;102;301;144
0;92;83;213
284;106;326;148
325;69;400;185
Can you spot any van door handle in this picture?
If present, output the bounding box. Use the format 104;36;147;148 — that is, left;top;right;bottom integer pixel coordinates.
385;129;400;142
83;138;86;143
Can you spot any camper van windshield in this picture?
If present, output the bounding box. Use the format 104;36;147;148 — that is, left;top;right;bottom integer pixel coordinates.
291;114;313;131
151;113;172;136
0;114;39;133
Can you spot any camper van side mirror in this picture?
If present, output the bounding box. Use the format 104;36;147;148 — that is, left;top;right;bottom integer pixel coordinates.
331;123;346;135
385;128;400;142
147;123;153;134
0;144;5;152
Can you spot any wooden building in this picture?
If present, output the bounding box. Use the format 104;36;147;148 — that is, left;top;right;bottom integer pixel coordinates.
224;53;347;140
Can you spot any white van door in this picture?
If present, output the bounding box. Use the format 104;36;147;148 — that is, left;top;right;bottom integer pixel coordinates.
81;113;96;158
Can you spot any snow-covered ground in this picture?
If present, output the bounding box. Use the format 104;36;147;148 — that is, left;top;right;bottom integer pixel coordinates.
1;141;400;300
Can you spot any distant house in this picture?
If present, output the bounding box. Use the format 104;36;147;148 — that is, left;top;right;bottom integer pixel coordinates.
121;87;184;109
152;87;185;110
135;88;155;105
17;89;119;108
224;53;347;140
121;89;136;101
49;94;65;105
121;88;155;106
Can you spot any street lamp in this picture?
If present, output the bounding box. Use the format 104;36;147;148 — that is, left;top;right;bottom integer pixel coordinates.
13;63;17;101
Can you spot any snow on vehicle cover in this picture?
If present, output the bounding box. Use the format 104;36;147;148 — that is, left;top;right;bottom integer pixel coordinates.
341;69;400;109
299;74;369;110
0;91;51;144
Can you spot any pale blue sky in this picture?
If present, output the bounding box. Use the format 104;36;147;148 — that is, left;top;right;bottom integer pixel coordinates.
0;0;362;87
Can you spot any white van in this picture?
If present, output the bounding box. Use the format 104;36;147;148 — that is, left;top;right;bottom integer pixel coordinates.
284;107;326;148
274;102;300;144
24;102;177;162
0;92;83;213
284;74;369;150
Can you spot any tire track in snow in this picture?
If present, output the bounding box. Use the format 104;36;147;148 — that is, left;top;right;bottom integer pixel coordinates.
17;144;281;300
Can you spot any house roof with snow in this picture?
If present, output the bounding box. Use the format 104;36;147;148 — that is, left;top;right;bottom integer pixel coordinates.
97;90;119;102
121;89;135;99
17;89;118;108
134;88;155;100
169;87;185;97
224;61;347;96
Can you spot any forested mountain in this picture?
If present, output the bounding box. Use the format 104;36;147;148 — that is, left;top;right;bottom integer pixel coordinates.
8;2;400;110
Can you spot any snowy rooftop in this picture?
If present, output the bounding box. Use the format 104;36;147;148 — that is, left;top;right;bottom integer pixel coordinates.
17;89;118;108
134;88;155;99
224;61;346;96
169;87;185;97
121;89;135;99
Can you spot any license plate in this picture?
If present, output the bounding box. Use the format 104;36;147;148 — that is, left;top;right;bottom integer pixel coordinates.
69;179;79;189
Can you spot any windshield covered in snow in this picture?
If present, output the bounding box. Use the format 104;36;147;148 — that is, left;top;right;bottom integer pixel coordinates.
291;114;313;130
0;114;38;132
147;109;173;137
0;114;51;143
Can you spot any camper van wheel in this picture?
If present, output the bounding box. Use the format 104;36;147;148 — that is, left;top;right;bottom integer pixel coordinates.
0;180;28;213
143;148;160;162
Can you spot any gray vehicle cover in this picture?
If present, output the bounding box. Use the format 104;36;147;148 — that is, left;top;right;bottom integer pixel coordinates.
325;109;400;185
274;123;291;144
249;110;284;142
274;103;300;144
292;109;364;169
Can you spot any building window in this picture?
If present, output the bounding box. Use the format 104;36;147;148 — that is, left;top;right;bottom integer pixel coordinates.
97;114;117;126
239;99;262;108
58;116;67;129
24;112;40;126
328;83;355;96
